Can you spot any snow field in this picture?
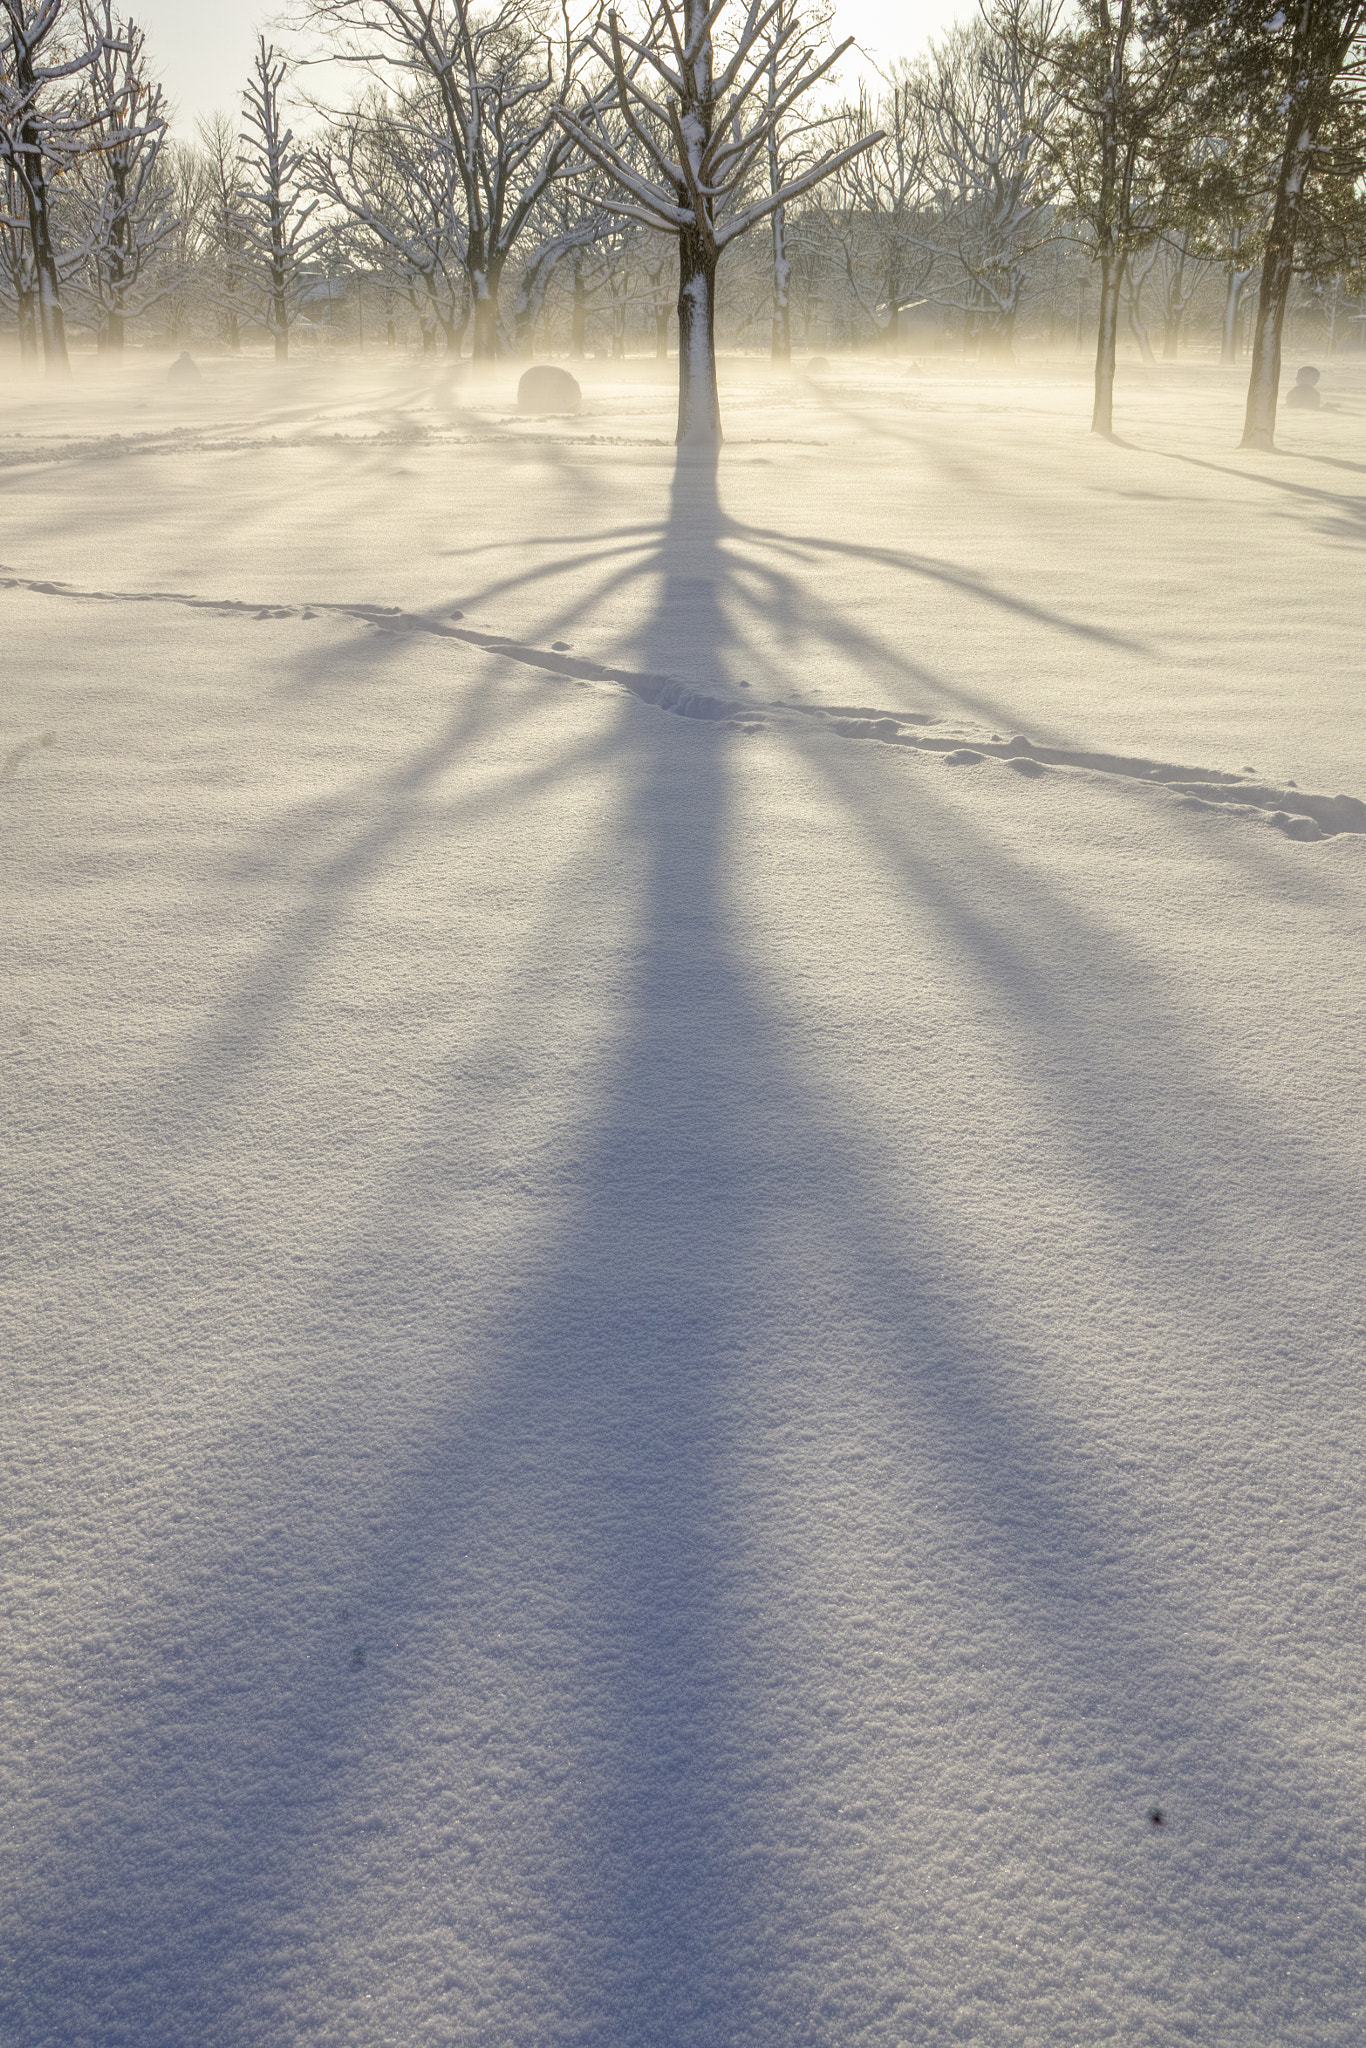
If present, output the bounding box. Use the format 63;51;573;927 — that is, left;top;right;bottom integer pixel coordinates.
4;351;1366;2046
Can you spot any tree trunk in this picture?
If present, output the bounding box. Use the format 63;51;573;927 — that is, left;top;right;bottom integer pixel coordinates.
18;280;39;366
469;259;502;363
1220;266;1246;364
1161;240;1186;359
1244;154;1313;443
18;118;70;377
1242;184;1302;444
1088;0;1129;434
105;234;129;355
570;260;587;358
104;177;129;360
886;248;904;355
1127;289;1155;364
510;248;555;357
1242;5;1353;450
268;237;289;359
771;202;791;362
33;242;68;373
1092;251;1124;437
676;229;721;447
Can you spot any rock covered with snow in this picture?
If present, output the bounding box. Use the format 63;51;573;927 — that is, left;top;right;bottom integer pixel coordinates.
517;364;581;415
1286;364;1321;409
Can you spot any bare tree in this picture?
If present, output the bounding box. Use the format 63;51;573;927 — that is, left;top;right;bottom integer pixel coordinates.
0;0;111;373
308;87;470;349
558;219;625;352
197;109;249;349
1151;229;1211;356
68;2;175;356
158;138;213;347
819;74;933;353
295;0;605;362
917;4;1063;360
505;181;611;353
558;0;880;444
1121;235;1157;358
641;233;673;352
762;0;833;361
0;148;38;359
600;218;641;350
237;35;321;359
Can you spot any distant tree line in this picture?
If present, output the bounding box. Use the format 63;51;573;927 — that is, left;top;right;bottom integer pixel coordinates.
3;0;1365;444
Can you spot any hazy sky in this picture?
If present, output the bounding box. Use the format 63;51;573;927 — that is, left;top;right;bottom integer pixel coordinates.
133;0;969;135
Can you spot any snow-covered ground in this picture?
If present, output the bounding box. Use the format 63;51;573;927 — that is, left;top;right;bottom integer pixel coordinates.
4;349;1365;2048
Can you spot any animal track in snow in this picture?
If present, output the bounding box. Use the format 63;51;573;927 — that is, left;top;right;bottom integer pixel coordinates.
4;569;1363;842
807;708;1365;839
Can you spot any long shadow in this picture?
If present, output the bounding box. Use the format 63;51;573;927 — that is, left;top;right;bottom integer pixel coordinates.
1291;447;1366;479
1158;445;1366;538
6;446;1362;2048
424;501;1146;749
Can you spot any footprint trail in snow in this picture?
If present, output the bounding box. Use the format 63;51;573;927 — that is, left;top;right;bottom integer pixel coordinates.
3;567;1362;843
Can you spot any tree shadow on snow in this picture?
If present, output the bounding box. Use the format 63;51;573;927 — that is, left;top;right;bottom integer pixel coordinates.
6;449;1361;2048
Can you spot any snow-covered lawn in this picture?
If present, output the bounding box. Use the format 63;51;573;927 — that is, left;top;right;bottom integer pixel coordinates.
5;350;1365;2047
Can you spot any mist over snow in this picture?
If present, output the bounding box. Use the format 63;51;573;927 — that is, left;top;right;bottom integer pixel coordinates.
4;348;1366;2048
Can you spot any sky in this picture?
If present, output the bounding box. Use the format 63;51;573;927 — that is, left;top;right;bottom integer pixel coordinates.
133;0;970;137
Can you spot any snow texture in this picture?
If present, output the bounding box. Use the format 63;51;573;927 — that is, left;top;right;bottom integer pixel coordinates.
4;351;1366;2048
